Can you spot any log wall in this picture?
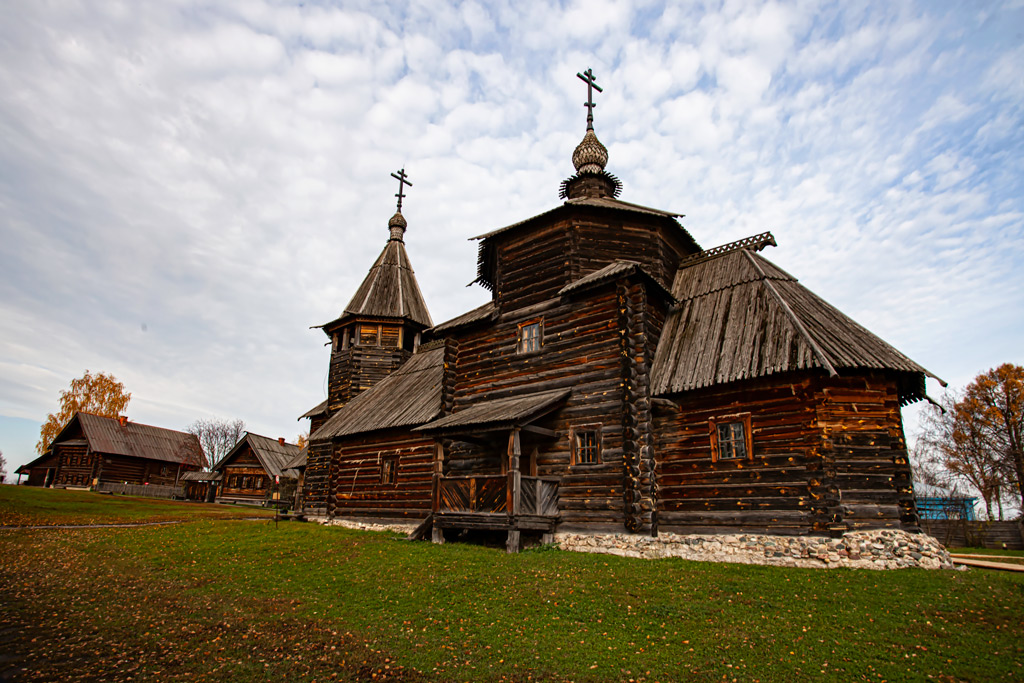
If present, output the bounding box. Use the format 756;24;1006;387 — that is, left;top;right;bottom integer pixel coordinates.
448;287;630;530
656;374;822;535
329;430;434;520
655;371;919;536
53;443;92;487
815;372;919;532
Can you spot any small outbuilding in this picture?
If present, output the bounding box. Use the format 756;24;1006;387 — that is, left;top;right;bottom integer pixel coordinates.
214;433;302;505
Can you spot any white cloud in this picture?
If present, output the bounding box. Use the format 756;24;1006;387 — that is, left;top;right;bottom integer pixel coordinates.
0;0;1021;477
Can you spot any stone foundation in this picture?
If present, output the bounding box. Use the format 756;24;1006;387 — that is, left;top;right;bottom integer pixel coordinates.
554;529;955;570
320;518;418;534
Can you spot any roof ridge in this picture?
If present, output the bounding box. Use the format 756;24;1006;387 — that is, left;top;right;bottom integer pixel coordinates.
678;231;776;268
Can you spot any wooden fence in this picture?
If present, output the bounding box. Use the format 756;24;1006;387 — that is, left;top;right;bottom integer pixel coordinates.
96;482;184;500
920;519;1023;550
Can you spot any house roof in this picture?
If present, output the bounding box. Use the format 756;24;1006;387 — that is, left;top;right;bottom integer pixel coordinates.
428;301;496;334
471;196;687;240
320;237;432;330
311;346;445;442
415;388;570;436
50;413;203;466
299;400;327;420
215;432;302;478
558;259;676;302
471;197;700;292
14;451;60;474
282;447;307;472
650;247;941;404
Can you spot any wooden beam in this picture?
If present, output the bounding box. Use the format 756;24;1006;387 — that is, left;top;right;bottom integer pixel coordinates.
521;424;558;438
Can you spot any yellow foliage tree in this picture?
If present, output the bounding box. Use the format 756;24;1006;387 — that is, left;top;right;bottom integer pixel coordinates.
296;433;308;450
36;371;131;455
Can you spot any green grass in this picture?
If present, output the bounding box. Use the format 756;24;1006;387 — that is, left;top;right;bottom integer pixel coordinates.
0;493;1022;681
0;485;274;526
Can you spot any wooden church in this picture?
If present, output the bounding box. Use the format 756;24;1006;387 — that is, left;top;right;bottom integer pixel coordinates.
301;70;939;551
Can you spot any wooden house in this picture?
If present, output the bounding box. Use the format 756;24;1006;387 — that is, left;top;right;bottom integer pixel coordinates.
301;74;940;550
20;412;203;489
214;432;302;505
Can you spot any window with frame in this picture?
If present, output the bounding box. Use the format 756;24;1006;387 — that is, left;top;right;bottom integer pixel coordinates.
358;324;380;346
380;325;400;348
518;320;543;354
709;413;753;462
380;457;397;486
571;426;602;465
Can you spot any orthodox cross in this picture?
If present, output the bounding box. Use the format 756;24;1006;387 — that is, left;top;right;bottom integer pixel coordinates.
577;68;603;131
391;168;412;212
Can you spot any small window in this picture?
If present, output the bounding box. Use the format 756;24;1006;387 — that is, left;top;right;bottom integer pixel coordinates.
571;426;602;465
518;320;543;354
160;466;169;476
381;326;400;348
380;458;397;486
709;414;753;462
359;324;380;346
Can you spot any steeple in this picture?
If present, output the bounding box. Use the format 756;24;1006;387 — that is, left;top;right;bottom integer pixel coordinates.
388;168;412;242
317;169;433;414
560;68;622;201
336;168;431;327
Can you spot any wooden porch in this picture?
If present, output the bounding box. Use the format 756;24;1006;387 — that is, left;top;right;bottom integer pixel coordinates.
429;428;560;552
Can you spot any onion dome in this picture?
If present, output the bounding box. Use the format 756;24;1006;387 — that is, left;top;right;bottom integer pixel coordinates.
388;211;407;242
572;129;609;174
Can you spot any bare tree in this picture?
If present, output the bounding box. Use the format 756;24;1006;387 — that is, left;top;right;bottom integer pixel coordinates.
0;449;6;484
185;418;245;470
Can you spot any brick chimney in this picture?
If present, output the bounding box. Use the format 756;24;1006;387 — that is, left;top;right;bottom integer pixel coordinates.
118;416;128;427
278;437;285;445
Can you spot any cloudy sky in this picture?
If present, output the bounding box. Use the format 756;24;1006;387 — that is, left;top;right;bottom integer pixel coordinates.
1;0;1022;477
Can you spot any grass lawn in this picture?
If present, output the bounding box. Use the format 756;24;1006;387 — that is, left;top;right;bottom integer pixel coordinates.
948;547;1024;558
0;485;274;527
0;494;1021;681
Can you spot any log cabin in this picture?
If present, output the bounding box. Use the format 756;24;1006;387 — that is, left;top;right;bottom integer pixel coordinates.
19;412;203;489
301;71;941;551
213;432;302;505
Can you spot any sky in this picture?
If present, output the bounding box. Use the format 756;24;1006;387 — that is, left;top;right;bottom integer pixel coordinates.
1;0;1022;480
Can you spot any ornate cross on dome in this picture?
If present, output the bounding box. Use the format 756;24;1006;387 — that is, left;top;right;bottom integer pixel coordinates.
577;68;603;131
390;168;412;212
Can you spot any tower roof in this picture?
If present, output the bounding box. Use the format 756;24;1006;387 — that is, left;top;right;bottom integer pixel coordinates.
319;170;433;332
326;233;433;329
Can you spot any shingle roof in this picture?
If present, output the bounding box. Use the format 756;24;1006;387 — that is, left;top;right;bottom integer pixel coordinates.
471;197;700;292
650;248;941;403
428;301;496;334
415;388;570;435
471;196;686;240
53;413;203;467
558;260;675;301
311;346;445;441
322;238;432;329
282;447;307;471
299;400;327;419
215;433;302;478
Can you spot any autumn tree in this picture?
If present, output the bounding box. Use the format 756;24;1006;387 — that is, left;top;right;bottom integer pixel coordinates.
915;364;1024;519
296;432;308;450
960;364;1024;512
36;371;131;455
915;393;1008;519
185;418;245;470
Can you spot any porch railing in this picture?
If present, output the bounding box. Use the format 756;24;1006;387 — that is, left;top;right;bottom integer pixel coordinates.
437;475;558;516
